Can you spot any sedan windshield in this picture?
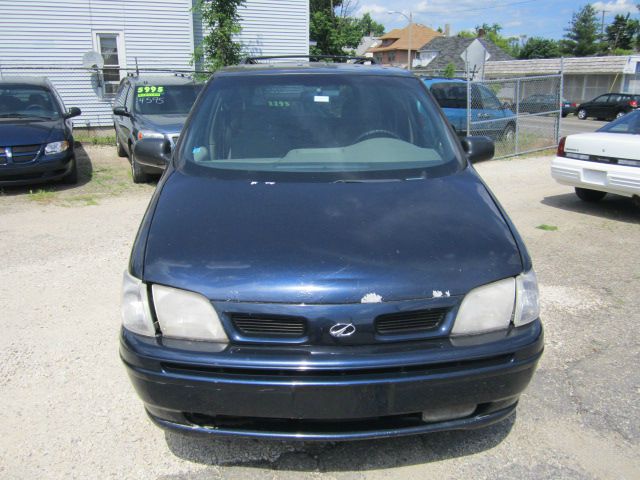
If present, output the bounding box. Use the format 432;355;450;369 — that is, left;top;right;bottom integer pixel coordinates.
179;74;461;177
598;110;640;135
134;84;202;115
0;85;61;120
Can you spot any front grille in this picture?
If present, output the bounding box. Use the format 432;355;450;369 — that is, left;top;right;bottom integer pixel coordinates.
231;313;307;338
0;144;42;164
375;308;447;335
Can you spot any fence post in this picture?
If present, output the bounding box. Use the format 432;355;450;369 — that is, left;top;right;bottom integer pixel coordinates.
515;78;520;155
466;74;471;137
558;58;564;144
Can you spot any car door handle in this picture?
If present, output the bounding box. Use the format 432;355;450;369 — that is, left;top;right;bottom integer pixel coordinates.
478;113;491;119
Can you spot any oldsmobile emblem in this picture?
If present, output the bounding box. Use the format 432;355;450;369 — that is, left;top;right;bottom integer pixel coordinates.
329;323;356;338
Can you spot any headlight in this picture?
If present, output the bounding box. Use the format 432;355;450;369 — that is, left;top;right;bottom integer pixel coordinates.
137;130;164;140
152;284;228;343
452;277;515;336
121;271;155;336
514;269;540;326
452;269;540;336
44;140;69;155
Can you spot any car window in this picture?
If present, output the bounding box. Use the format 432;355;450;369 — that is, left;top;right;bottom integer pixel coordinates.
0;84;62;119
609;94;622;103
429;82;467;109
180;74;461;178
594;95;610;103
598;110;640;134
478;86;502;110
134;84;202;115
114;82;128;108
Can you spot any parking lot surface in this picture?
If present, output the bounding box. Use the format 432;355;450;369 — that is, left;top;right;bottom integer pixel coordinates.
1;145;638;479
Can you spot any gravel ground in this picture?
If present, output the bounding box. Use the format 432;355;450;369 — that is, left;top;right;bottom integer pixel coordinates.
0;146;638;479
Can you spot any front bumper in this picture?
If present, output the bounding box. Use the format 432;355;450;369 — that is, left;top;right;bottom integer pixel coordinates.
0;149;74;186
551;156;640;197
121;320;543;441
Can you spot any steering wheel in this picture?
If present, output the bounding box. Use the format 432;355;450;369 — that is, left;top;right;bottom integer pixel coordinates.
26;104;45;112
354;129;402;143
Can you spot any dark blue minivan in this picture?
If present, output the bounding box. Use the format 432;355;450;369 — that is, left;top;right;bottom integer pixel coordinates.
120;59;543;441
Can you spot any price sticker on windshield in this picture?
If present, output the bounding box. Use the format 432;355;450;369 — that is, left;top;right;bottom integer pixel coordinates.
137;86;165;98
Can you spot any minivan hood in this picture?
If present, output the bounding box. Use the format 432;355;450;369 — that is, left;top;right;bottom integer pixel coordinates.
0;119;62;146
139;114;187;134
143;169;522;304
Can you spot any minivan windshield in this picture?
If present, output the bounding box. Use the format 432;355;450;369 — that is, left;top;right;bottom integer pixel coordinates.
598;109;640;134
134;84;202;115
179;74;461;176
0;85;62;120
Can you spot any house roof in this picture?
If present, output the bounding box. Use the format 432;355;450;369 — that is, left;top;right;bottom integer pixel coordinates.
417;36;513;72
484;55;640;76
356;36;381;56
370;24;442;53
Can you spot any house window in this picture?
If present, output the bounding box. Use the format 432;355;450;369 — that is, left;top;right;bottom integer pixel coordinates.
95;33;124;96
388;52;396;63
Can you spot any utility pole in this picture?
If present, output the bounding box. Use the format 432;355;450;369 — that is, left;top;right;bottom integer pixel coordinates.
600;10;608;36
387;10;413;70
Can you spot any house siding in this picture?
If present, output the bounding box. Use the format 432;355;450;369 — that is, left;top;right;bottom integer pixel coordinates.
0;0;195;127
237;0;309;57
0;0;310;127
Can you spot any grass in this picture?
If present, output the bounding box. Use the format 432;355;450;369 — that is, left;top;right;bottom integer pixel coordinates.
28;188;58;204
74;135;117;146
536;224;559;231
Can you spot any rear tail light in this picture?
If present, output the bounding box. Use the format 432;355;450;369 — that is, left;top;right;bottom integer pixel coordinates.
630;100;638;108
572;103;577;107
557;136;566;157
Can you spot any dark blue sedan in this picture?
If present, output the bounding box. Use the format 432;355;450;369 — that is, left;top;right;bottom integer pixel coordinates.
120;59;543;441
0;78;81;186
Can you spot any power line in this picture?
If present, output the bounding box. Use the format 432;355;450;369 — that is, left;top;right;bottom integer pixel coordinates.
412;0;538;16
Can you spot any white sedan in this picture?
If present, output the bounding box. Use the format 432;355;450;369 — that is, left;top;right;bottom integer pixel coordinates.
552;110;640;202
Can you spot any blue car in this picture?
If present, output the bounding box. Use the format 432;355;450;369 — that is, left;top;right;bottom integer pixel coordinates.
423;78;516;141
120;59;543;441
0;78;81;186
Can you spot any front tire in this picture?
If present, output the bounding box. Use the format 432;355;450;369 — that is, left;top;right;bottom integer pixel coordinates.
130;151;149;184
615;111;626;119
61;156;78;184
502;124;515;143
577;109;587;120
575;187;606;202
116;131;127;157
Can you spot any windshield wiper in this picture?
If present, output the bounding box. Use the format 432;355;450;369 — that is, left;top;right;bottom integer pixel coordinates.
0;113;55;120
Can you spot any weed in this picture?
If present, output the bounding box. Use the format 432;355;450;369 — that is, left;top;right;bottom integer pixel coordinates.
536;224;558;231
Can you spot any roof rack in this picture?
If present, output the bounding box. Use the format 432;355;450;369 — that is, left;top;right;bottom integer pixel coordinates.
241;55;378;65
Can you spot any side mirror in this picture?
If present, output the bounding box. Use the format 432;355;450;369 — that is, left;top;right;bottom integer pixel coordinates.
461;136;494;163
113;106;130;117
64;107;82;119
133;137;172;165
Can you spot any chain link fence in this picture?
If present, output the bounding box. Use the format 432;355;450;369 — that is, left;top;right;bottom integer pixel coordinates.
467;74;563;158
0;65;209;128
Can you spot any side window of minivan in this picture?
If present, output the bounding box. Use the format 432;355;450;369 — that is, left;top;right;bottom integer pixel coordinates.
114;82;128;108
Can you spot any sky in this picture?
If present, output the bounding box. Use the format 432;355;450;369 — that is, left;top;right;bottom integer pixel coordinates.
354;0;640;42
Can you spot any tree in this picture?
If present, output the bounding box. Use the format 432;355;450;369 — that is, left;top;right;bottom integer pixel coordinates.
358;12;385;37
443;62;457;78
310;2;386;56
518;37;561;59
605;14;639;51
561;5;599;56
194;0;245;71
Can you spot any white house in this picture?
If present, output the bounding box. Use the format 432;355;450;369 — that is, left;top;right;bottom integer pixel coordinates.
0;0;310;127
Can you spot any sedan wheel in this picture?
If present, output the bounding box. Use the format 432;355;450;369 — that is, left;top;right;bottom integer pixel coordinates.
616;111;626;119
130;151;149;184
577;109;587;120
